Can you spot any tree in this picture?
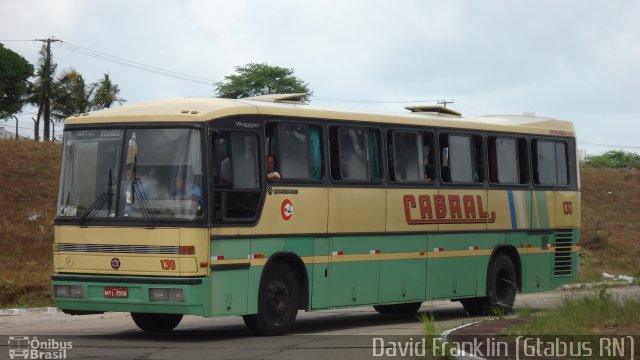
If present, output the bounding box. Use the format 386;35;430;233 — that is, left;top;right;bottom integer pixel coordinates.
583;150;640;169
91;73;125;110
0;43;34;120
52;68;93;121
27;41;58;141
215;63;311;100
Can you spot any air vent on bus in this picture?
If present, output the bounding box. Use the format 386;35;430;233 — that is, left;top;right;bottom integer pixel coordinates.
554;229;574;276
405;105;462;117
58;243;180;254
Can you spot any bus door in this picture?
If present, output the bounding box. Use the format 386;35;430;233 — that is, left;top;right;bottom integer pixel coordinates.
209;126;263;316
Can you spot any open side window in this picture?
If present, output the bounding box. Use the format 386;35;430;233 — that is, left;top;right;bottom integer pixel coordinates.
265;123;323;182
329;126;381;183
387;130;436;184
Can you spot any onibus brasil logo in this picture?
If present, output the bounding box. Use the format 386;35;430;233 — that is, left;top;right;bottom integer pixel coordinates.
8;336;72;359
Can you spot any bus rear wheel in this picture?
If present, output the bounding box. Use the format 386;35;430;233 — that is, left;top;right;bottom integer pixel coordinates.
462;253;517;316
373;302;422;314
131;313;183;332
243;261;299;336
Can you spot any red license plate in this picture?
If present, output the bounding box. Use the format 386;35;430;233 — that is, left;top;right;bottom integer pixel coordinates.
104;287;128;298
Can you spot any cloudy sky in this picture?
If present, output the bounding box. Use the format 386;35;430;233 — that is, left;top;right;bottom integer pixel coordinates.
1;0;639;155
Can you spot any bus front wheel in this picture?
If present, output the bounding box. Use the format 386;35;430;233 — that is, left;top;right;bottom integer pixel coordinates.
461;253;517;316
131;313;183;332
243;261;299;336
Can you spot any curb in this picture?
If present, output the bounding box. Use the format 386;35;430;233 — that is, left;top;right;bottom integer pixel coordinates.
438;320;488;360
0;307;58;316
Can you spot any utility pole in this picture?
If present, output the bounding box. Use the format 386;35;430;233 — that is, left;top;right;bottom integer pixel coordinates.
34;37;61;142
13;115;18;140
438;100;454;108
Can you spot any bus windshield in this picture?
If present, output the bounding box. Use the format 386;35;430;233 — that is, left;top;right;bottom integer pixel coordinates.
57;128;203;221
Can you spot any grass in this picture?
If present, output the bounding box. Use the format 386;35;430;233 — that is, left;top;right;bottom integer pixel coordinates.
418;313;455;360
506;286;640;335
0;139;60;308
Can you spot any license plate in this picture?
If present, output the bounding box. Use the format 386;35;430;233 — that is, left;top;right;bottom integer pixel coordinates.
104;287;128;298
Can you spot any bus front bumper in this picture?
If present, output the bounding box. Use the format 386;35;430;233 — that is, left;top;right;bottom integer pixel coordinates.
51;274;209;316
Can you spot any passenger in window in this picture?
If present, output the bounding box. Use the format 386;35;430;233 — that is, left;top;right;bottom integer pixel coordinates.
266;154;282;182
174;172;202;204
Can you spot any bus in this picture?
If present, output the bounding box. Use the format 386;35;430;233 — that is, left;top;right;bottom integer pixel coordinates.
52;94;580;335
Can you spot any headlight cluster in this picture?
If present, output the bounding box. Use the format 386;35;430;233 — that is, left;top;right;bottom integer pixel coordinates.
53;285;84;298
149;288;184;302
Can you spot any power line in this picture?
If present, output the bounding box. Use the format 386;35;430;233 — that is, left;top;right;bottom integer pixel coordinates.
54;41;215;86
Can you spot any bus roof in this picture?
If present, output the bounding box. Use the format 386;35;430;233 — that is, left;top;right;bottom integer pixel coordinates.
64;96;575;137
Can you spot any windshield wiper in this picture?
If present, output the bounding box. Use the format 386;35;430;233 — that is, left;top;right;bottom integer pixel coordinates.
130;155;155;227
132;179;154;227
79;169;113;225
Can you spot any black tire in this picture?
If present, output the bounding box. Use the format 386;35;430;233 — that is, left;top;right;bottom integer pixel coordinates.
131;313;183;332
373;302;422;314
243;261;299;336
461;297;490;316
462;253;517;316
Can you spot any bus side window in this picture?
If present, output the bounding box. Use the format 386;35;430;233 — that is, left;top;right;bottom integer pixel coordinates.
423;132;435;183
440;133;484;184
488;137;529;185
330;126;381;182
266;123;324;181
212;131;261;223
389;131;423;182
532;139;568;186
213;137;232;187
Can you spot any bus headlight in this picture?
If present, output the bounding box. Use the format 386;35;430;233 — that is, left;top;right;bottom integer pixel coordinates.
149;288;184;302
54;285;83;298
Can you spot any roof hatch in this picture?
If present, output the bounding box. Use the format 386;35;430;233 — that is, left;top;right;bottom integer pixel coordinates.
405;105;461;117
242;93;307;104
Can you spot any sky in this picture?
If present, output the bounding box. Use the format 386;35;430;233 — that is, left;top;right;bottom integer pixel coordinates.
1;0;639;155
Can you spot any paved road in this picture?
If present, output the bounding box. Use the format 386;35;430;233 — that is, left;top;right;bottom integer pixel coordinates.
1;286;638;360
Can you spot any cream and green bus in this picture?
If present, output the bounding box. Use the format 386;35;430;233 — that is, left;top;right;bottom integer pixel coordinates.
52;94;580;335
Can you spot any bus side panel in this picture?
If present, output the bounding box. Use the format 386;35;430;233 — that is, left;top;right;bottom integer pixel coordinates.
246;237;286;314
311;237;330;310
329;235;382;307
519;233;552;293
530;191;552;230
379;234;427;303
487;190;531;232
328;188;385;233
427;233;485;299
555;191;580;228
210;238;250;316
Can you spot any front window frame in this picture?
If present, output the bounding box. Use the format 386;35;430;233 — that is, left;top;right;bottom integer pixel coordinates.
55;124;207;226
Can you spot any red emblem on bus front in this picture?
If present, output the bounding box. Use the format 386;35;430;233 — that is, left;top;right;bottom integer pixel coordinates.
281;199;294;221
111;257;121;270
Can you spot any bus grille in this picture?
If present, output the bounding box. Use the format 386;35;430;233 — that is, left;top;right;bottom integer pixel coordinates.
554;229;574;276
58;243;179;254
